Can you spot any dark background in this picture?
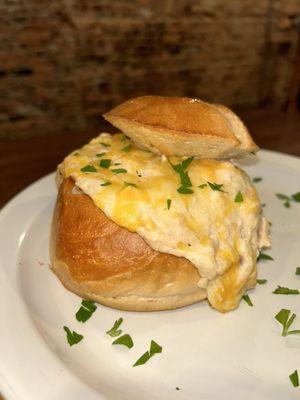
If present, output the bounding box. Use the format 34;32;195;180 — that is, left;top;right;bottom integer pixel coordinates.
0;0;300;209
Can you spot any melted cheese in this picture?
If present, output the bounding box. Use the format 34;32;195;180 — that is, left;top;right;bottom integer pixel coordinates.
61;133;264;312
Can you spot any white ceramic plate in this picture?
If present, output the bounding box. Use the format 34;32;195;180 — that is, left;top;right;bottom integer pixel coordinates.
1;150;300;400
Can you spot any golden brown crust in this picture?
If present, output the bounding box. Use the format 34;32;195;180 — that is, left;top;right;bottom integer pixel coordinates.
50;178;206;311
103;96;258;159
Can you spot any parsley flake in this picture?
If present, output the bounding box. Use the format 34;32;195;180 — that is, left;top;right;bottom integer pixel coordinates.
289;370;299;387
257;251;274;261
169;157;193;191
124;182;137;188
292;192;300;202
112;168;127;174
179;171;192;187
120;135;127;142
235;191;243;203
96;152;106;157
133;351;151;367
133;340;162;367
276;191;300;207
175;387;180;391
257;279;267;285
122;144;132;152
63;326;83;346
207;182;225;192
181;157;194;170
106;318;123;337
112;334;134;349
75;300;97;322
276;193;290;201
101;142;111;147
242;294;253;307
276;193;291;200
99;159;111;169
275;309;300;336
101;181;111;186
150;340;162;355
167;198;171;209
296;267;300;276
273;286;300;295
177;186;194;194
198;183;207;189
253;177;262;183
81;165;97;173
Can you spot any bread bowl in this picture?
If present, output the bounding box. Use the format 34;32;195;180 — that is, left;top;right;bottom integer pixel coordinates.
50;96;270;312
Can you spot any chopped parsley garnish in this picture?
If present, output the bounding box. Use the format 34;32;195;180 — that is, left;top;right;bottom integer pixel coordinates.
133;350;151;366
181;157;194;170
112;334;134;349
177;186;194;194
179;172;192;187
167;198;171;209
133;340;162;367
106;318;123;337
273;286;300;295
101;181;111;186
289;370;299;387
122;144;132;152
112;168;127;174
257;251;274;261
114;162;121;166
99;159;111;169
292;192;300;202
124;182;137;188
120;135;127;142
234;191;243;203
253;177;262;183
296;267;300;276
169;157;193;192
261;203;266;207
73;152;79;156
257;279;267;285
81;165;97;173
101;142;111;147
276;192;300;208
175;387;180;391
63;326;83;346
275;309;300;336
96;152;106;157
75;300;97;322
242;294;253;307
276;193;290;200
207;182;225;192
198;183;207;189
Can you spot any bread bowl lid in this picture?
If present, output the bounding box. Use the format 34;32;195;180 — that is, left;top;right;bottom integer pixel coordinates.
103;96;259;159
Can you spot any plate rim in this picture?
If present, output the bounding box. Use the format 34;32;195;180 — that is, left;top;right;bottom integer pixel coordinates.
1;149;300;400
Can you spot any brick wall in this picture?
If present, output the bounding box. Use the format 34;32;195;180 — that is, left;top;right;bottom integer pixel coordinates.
0;0;299;138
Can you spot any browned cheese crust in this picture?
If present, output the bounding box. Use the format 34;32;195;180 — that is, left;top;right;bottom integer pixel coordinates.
103;96;258;159
50;178;207;311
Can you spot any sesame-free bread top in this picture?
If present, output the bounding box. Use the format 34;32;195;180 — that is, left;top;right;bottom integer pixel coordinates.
103;96;258;159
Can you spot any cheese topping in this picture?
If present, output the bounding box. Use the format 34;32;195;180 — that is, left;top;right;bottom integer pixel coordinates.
60;133;266;312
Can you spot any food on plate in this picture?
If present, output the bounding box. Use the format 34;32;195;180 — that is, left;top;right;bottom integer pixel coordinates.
50;96;270;313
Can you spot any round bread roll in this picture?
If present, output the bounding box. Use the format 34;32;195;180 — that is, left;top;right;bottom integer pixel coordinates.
50;178;206;311
103;96;258;159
